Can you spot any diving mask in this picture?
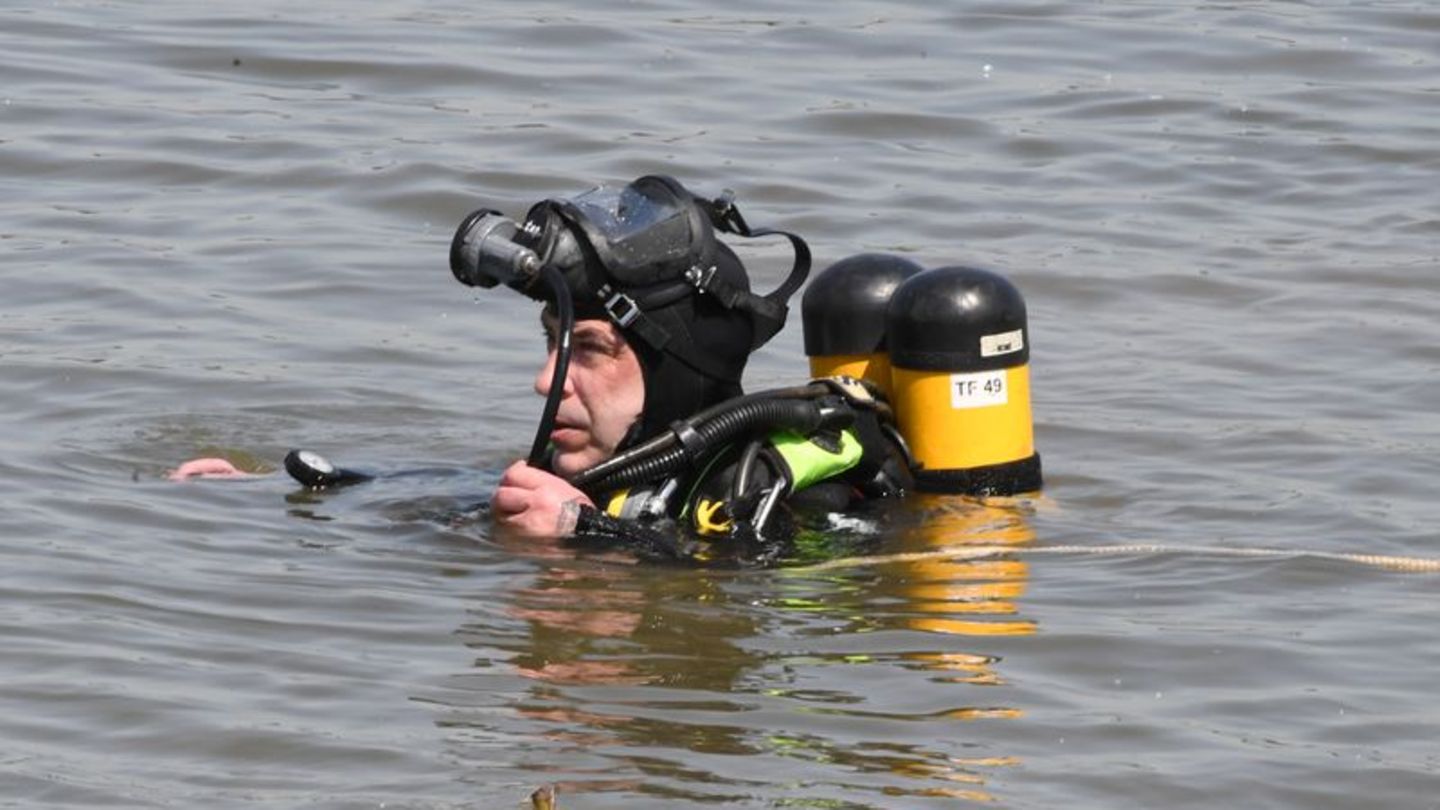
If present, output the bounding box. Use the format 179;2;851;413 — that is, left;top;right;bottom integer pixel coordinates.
450;174;811;355
450;175;716;301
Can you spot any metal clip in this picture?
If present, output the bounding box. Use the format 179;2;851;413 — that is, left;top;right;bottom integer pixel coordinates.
685;264;718;292
751;483;785;535
639;477;680;521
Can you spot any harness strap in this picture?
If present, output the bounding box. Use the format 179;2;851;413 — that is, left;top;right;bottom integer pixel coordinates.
698;193;812;350
595;282;745;383
592;189;812;377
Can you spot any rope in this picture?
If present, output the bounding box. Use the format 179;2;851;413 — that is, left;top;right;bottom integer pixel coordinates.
790;543;1440;574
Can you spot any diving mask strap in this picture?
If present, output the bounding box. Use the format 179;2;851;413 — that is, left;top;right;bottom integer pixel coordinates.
594;282;741;383
597;282;671;351
698;193;812;350
587;185;813;379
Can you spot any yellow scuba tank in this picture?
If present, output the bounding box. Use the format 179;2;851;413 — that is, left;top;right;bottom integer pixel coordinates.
800;253;923;399
802;257;1041;496
888;266;1041;494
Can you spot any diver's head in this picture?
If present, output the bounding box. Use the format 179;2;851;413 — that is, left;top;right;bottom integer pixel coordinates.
454;174;810;466
537;242;756;462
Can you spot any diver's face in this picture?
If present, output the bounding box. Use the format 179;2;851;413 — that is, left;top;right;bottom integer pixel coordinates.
536;314;645;478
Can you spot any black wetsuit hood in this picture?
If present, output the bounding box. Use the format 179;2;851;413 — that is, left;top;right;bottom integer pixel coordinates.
575;242;755;448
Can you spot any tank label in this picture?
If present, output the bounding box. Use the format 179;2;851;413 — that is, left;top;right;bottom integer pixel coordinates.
951;370;1008;409
980;329;1025;358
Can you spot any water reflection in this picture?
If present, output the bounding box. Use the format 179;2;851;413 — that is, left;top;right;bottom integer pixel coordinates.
893;494;1037;640
756;495;1037;801
507;563;761;691
448;496;1037;805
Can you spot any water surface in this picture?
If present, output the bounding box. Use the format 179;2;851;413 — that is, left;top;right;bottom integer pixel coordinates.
3;1;1438;807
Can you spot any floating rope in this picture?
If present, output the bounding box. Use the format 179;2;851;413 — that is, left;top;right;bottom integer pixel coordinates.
791;543;1440;574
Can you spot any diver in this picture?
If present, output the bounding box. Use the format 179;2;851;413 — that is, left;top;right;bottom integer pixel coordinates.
173;174;1041;564
453;175;915;564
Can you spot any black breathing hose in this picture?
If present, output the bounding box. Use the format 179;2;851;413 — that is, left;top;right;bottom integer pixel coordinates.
528;263;574;467
573;394;850;497
570;383;828;489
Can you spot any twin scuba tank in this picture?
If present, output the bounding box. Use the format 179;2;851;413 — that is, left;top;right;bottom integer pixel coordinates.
801;254;1041;496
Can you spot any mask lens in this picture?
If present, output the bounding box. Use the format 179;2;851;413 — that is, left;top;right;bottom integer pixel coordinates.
570;181;695;282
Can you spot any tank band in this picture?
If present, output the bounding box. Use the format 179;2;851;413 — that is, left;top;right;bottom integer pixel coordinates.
914;453;1042;496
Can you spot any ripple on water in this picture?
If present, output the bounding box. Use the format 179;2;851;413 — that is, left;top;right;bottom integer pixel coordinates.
4;1;1440;808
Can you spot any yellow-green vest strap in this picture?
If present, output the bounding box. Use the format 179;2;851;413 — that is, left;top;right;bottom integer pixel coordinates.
771;428;863;493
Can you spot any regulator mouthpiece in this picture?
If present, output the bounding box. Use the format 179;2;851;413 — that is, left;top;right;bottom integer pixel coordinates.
449;209;542;289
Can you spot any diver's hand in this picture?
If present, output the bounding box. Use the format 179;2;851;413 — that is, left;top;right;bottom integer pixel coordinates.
493;460;595;538
169;458;259;481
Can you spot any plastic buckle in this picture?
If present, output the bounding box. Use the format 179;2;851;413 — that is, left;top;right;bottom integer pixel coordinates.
603;289;640;327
